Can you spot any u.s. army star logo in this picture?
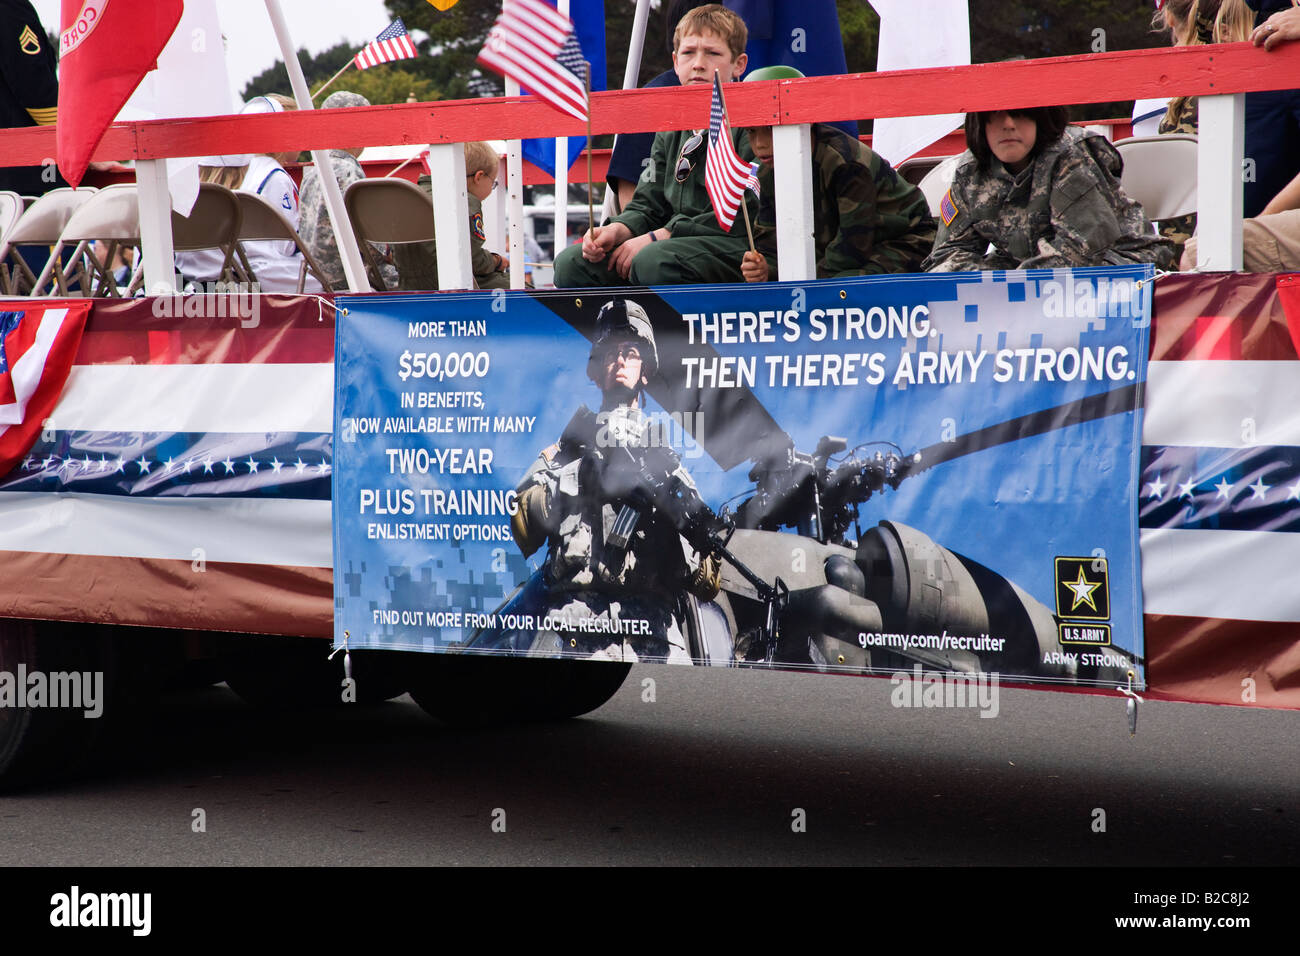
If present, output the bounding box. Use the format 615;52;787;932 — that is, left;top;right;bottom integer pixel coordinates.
19;24;42;55
1053;556;1110;620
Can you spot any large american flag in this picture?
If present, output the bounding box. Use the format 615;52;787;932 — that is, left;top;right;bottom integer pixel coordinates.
477;0;589;123
354;19;419;70
0;296;334;638
705;73;759;231
1139;273;1300;709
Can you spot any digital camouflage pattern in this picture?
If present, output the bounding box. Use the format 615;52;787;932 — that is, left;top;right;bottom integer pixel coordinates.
923;126;1175;272
753;123;936;277
1156;89;1200;262
299;148;398;290
511;403;719;662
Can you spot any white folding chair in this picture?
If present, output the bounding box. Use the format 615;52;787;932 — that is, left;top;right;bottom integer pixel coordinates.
344;177;437;291
896;155;949;188
1113;134;1199;222
916;154;966;218
234;191;330;294
33;184;141;297
172;182;246;285
0;187;98;295
0;191;25;294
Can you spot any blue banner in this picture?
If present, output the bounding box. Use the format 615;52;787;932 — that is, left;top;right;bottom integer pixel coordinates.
334;267;1152;687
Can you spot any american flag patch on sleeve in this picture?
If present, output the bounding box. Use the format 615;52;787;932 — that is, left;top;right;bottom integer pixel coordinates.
939;188;959;227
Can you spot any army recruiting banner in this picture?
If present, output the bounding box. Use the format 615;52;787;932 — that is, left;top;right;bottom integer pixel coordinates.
334;266;1153;689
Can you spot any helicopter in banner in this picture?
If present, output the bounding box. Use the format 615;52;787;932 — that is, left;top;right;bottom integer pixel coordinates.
459;292;1137;688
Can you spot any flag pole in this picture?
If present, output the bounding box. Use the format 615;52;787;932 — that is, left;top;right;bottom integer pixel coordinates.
738;184;756;255
713;71;756;253
384;153;420;178
312;59;355;100
264;0;371;291
585;60;594;237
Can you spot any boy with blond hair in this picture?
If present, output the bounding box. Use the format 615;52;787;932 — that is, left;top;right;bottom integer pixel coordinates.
553;4;756;287
397;140;509;290
462;140;509;289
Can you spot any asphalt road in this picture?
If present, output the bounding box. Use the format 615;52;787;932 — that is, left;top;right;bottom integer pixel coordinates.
1;663;1296;868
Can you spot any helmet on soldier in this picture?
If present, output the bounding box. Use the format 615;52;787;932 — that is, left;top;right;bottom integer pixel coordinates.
587;299;659;388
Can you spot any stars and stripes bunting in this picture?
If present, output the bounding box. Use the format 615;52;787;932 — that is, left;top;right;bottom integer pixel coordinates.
0;296;334;638
704;73;759;231
1137;272;1300;709
477;0;589;123
354;19;419;70
0;304;91;480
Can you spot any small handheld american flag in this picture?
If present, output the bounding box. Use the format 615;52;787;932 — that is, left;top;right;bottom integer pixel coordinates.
705;73;760;231
354;19;419;70
477;0;589;123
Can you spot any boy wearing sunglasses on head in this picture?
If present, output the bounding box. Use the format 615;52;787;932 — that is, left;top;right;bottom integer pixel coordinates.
553;4;756;287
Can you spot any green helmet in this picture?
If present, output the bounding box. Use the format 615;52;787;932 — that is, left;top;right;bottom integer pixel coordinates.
744;65;805;83
587;299;658;385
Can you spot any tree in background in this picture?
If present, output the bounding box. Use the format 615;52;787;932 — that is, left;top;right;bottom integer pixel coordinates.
242;40;440;104
243;1;1166;117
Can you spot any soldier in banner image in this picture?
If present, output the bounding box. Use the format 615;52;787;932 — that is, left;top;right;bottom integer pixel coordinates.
922;107;1175;272
737;66;936;281
552;4;757;287
505;299;721;663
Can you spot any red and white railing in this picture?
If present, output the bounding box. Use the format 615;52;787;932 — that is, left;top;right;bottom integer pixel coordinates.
1;39;1297;290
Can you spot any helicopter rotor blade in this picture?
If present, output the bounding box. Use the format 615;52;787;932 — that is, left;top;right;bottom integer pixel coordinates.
910;382;1144;475
531;290;1142;476
531;289;793;472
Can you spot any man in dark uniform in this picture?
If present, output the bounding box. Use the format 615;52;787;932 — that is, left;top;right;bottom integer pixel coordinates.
0;0;64;195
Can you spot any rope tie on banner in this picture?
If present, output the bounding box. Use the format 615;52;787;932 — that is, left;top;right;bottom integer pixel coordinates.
1135;267;1178;291
328;631;353;695
1116;670;1143;737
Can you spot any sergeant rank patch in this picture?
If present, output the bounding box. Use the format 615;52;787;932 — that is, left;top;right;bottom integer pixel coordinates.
19;24;41;55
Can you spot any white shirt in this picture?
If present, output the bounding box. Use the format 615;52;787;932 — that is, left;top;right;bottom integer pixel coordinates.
175;156;323;293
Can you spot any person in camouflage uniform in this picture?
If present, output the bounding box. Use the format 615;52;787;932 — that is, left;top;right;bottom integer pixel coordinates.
1153;1;1255;261
923;107;1175;272
738;67;935;281
297;91;397;290
507;300;721;664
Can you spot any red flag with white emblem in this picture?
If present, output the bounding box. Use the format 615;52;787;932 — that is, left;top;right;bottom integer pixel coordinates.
56;0;183;187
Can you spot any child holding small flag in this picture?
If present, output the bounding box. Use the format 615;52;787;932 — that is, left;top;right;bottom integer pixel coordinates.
738;66;935;281
553;4;758;287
